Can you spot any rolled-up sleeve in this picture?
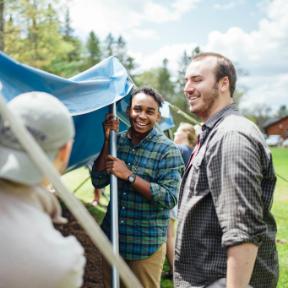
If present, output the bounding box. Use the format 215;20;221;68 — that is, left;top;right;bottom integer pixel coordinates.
90;161;110;189
150;146;184;209
206;131;266;248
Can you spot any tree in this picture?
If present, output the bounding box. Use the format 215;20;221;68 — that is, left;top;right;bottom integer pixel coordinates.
114;35;136;75
158;58;174;101
103;33;114;58
0;0;19;51
175;50;191;95
3;15;24;58
134;68;161;90
62;8;82;62
85;31;101;67
242;104;272;131
0;0;4;50
2;0;80;76
115;35;126;63
276;105;288;118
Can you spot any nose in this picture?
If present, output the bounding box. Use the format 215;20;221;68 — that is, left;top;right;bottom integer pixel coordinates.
138;111;147;119
183;80;195;96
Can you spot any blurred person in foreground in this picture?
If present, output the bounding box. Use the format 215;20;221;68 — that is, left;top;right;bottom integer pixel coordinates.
91;87;184;288
163;122;197;279
0;92;85;288
174;52;278;288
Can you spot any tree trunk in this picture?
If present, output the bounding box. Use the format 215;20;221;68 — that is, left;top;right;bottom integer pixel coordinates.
0;0;4;51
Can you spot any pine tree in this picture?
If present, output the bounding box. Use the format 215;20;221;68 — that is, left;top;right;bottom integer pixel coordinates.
85;31;102;67
62;8;82;62
158;58;174;101
104;33;114;58
4;0;73;70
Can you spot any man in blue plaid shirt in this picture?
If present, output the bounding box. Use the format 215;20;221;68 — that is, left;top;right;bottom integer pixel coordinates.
91;87;184;288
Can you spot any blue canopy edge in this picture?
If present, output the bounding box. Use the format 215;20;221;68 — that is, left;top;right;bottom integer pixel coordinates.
0;52;174;169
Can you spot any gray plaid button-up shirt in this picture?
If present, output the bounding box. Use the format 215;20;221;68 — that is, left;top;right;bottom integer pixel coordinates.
174;104;278;288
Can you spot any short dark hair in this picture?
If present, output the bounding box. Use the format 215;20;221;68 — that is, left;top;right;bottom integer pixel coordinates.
130;87;164;108
192;52;237;97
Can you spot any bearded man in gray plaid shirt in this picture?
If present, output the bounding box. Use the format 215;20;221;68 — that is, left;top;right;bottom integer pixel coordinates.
174;53;278;288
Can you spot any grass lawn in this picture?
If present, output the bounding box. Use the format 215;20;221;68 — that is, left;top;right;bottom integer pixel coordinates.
62;147;288;288
271;148;288;288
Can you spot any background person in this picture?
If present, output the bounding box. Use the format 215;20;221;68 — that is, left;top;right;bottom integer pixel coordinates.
174;52;278;288
91;87;184;288
0;92;85;288
91;187;105;206
163;122;197;279
174;122;197;166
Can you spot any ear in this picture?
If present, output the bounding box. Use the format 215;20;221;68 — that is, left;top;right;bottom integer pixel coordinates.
156;110;161;122
219;76;229;93
57;140;73;162
126;107;131;117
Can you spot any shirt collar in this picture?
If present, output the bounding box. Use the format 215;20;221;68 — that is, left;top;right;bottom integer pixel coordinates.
196;104;238;145
126;127;158;147
203;103;239;131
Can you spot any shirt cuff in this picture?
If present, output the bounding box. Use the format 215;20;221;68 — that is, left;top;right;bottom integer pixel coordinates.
222;229;263;248
91;170;109;188
150;182;177;209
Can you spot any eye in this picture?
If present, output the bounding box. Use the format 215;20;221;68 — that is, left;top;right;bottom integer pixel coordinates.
193;77;202;83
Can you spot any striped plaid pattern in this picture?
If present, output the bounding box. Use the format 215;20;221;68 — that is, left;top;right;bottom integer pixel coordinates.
174;105;278;288
91;128;184;260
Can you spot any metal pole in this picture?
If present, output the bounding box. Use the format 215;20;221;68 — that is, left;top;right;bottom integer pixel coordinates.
109;102;120;288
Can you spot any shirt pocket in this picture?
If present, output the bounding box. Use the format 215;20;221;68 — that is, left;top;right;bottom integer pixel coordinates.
189;142;210;196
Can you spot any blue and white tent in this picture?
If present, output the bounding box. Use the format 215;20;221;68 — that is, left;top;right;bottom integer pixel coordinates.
0;52;174;169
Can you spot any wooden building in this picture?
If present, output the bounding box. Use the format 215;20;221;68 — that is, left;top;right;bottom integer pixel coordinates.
264;115;288;139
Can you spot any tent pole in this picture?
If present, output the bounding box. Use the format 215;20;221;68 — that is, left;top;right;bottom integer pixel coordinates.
109;102;120;288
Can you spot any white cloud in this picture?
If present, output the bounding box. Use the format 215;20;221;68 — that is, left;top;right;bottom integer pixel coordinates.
200;0;288;108
204;0;288;72
69;0;143;39
128;28;157;40
70;0;200;39
213;0;243;10
143;0;200;23
239;74;288;111
130;43;197;74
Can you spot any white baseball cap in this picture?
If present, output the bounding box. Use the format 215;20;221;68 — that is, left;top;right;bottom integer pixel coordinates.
0;91;75;185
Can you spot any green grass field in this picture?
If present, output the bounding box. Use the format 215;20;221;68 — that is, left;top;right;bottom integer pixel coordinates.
62;147;288;287
271;148;288;288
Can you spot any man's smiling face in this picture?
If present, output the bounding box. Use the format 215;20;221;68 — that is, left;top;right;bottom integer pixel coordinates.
184;57;220;121
128;92;160;135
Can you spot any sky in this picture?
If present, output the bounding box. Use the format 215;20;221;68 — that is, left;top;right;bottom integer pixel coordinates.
68;0;288;111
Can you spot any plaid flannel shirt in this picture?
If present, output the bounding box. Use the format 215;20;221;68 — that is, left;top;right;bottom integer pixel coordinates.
91;127;184;260
174;105;278;288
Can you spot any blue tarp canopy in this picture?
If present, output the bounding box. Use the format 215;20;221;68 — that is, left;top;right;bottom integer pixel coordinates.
0;52;174;169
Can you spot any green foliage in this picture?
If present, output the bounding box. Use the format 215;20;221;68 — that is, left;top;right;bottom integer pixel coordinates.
271;148;288;288
0;0;4;50
158;58;175;101
103;33;114;58
276;105;288;118
85;31;102;67
242;103;273;131
134;68;161;89
4;0;74;72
